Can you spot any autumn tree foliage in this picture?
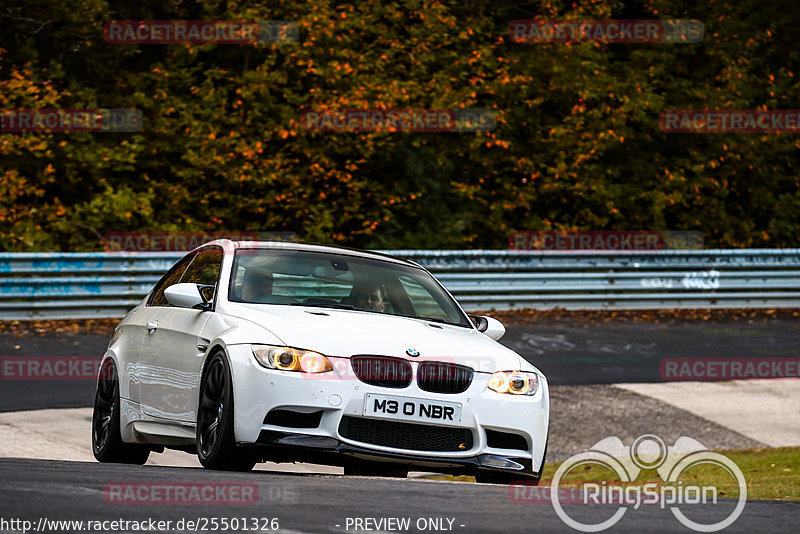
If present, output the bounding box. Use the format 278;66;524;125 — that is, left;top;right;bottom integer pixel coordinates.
1;0;798;251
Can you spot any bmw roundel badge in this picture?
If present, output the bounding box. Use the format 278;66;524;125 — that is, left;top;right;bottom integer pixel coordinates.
406;348;420;357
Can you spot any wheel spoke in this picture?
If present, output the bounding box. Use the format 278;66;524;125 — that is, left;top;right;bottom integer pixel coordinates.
100;414;112;430
99;379;111;399
200;425;215;453
206;365;221;397
199;395;217;411
207;418;218;433
198;413;216;429
205;380;215;399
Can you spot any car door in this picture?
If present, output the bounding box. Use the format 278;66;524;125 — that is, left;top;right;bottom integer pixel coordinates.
123;253;195;407
138;246;223;422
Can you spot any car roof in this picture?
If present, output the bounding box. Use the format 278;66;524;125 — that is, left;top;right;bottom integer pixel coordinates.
204;239;420;268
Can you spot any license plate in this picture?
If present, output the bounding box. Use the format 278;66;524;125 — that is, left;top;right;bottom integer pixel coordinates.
363;394;462;426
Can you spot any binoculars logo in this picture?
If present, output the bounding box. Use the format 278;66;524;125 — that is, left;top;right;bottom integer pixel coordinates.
551;434;747;532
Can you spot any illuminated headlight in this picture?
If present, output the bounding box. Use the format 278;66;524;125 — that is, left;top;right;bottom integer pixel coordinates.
251;345;333;374
487;371;539;396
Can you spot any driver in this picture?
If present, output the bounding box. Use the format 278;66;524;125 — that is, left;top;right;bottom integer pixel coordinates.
352;283;386;312
241;269;273;302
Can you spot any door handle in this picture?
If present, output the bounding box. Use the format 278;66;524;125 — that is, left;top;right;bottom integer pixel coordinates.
146;321;158;333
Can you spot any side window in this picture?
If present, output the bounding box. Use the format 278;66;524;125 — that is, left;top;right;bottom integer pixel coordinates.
180;246;224;286
149;253;196;307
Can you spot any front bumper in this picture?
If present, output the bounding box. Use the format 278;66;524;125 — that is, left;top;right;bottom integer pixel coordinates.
247;431;539;479
227;344;549;478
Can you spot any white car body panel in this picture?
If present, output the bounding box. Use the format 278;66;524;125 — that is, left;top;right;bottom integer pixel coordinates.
138;305;209;421
219;303;525;372
104;240;550;477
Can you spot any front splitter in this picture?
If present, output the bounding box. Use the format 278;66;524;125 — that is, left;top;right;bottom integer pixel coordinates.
246;430;540;480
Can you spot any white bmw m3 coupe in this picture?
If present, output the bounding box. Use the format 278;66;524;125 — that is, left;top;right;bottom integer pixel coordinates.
92;240;549;483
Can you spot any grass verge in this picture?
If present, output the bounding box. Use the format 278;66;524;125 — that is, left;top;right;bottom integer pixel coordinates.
422;446;800;501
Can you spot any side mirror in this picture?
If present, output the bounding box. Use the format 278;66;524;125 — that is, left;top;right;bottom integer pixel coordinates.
470;314;506;341
165;283;211;310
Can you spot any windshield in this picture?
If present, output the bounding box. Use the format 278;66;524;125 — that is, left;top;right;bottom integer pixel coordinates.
228;248;471;327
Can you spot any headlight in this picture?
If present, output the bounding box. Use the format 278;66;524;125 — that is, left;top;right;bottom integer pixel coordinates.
487;371;539;396
107;327;122;349
251;345;333;374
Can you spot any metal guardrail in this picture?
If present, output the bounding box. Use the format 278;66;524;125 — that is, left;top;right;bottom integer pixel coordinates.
1;250;799;319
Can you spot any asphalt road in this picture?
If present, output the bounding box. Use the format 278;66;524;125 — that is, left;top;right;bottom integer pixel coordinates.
503;317;800;385
0;333;109;412
2;318;799;412
0;458;797;534
0;320;797;534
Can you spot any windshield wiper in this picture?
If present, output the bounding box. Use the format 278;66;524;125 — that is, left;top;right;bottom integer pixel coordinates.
416;316;458;325
290;302;355;310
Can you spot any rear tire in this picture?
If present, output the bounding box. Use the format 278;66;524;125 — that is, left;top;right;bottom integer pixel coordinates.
197;352;255;471
92;359;150;464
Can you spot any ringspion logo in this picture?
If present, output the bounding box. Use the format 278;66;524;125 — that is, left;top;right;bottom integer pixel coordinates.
551;435;746;532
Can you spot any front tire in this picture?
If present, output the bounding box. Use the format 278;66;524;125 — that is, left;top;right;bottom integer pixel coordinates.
197;352;255;471
92;359;150;464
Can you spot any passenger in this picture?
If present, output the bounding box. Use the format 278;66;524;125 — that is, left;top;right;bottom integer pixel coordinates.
241;269;273;302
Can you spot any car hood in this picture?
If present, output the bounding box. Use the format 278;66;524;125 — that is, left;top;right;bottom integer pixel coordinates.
222;303;525;373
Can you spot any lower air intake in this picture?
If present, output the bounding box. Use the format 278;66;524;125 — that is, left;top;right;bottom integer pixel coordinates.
338;416;473;452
